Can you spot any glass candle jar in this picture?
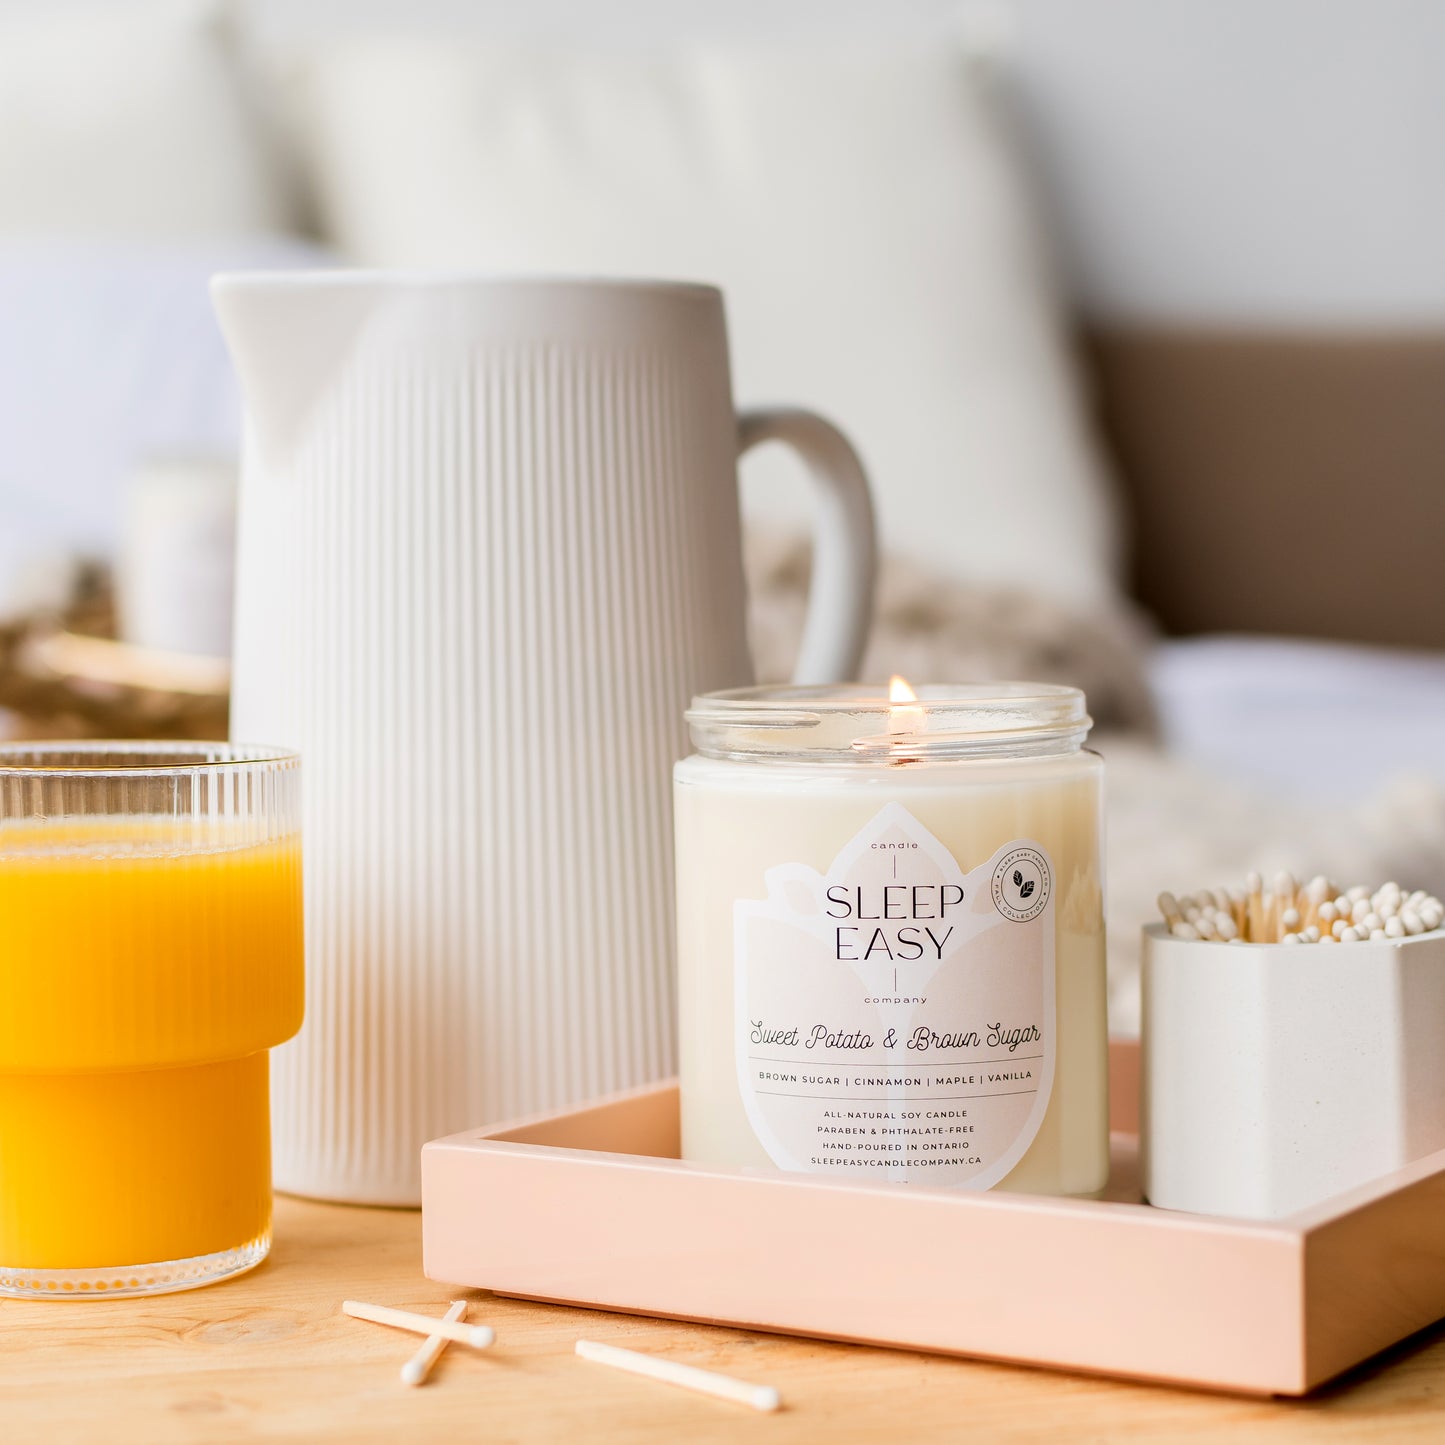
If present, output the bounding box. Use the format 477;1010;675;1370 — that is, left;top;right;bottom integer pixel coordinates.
0;743;303;1297
675;683;1107;1196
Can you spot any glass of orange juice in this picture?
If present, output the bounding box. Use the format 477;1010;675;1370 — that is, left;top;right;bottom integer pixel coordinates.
0;743;303;1298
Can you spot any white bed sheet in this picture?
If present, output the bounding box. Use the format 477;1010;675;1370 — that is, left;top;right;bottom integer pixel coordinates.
1150;634;1445;801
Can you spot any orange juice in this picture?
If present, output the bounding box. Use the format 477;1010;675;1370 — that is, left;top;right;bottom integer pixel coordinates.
0;821;303;1291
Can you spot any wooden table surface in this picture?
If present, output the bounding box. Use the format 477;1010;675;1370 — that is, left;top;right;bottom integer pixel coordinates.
5;1195;1445;1444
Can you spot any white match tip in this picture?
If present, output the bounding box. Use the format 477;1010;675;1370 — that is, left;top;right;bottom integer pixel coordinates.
469;1325;496;1349
400;1362;425;1386
752;1387;782;1413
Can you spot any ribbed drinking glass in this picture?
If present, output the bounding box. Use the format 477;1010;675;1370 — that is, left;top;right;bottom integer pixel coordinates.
0;743;302;1298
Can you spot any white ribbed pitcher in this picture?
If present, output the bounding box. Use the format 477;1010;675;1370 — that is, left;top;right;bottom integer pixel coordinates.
211;274;875;1203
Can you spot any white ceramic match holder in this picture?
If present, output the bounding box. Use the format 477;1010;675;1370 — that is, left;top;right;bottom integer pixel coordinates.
1142;925;1445;1220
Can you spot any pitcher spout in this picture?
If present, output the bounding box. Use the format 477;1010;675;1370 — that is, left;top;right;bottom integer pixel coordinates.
211;272;380;467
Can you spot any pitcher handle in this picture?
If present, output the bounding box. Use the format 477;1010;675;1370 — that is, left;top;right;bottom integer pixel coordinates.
737;408;877;684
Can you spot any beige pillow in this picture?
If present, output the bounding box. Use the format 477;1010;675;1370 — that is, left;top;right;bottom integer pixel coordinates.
0;0;293;237
296;36;1125;606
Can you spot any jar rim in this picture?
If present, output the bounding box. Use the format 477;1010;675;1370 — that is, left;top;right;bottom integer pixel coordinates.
686;683;1092;763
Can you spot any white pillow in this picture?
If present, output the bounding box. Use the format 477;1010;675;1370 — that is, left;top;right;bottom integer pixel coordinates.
0;0;293;237
296;37;1125;605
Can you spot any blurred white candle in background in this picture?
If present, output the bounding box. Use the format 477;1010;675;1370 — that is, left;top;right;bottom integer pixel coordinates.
116;455;237;658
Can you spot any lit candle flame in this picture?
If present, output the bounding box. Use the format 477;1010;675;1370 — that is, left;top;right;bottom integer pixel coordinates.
887;674;926;737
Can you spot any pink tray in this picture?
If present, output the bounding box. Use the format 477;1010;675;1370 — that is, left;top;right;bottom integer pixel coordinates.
421;1042;1445;1395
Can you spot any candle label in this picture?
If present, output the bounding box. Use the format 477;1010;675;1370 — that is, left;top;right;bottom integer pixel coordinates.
734;804;1055;1187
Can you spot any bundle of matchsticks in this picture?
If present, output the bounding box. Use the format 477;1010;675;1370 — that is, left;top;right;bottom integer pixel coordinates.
1157;874;1444;945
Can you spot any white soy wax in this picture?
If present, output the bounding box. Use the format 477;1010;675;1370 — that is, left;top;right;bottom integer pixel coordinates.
674;682;1108;1196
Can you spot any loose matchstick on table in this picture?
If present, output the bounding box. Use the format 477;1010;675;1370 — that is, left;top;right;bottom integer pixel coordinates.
575;1339;781;1412
342;1300;495;1350
400;1300;470;1387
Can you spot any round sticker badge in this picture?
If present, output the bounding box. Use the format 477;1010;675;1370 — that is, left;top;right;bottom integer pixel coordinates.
991;846;1052;923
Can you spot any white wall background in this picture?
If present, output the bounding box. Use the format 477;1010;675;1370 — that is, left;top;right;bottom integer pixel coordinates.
1004;0;1445;324
228;0;1445;326
3;0;1439;323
